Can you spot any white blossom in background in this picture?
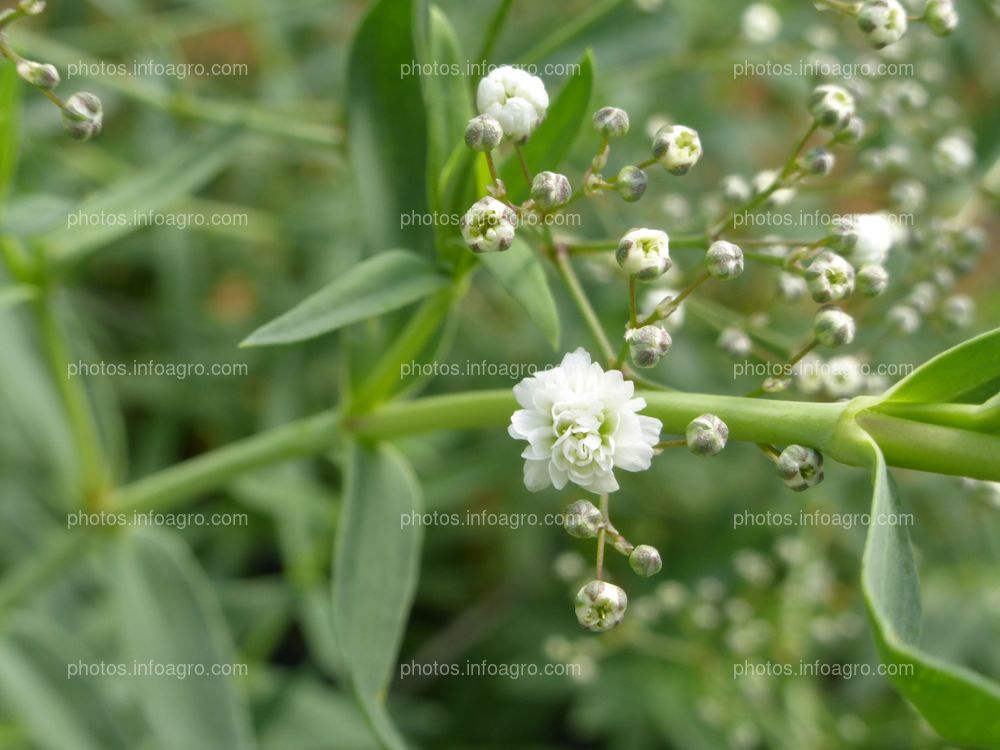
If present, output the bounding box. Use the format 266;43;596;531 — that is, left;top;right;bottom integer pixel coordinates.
508;348;662;493
641;286;686;331
840;213;895;266
824;356;865;399
476;65;549;143
741;3;782;43
932;132;975;177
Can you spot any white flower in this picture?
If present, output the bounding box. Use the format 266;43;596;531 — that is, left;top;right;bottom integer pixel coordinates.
824;356;865;399
838;213;894;266
508;348;662;493
742;3;781;43
460;197;517;253
476;65;548;143
932;133;975;177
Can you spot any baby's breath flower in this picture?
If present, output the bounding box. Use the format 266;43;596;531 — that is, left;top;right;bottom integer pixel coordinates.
907;280;938;313
814;306;856;347
508;348;662;493
476;65;549;143
706;241;744;280
924;0;958;36
889;304;921;333
857;264;889;296
686;413;729;456
575;580;628;632
629;545;663;577
15;60;59;89
857;0;908;48
837;213;894;265
530;171;571;209
564;499;603;539
616;228;671;280
718;326;752;358
460;197;517;253
741;3;782;43
803;146;835;176
652;124;702;175
776;445;824;491
61;92;103;141
592;106;629;138
615;166;648;202
627;325;672;369
932;133;975;176
808;84;855;131
805;251;855;303
464;114;503;152
720;174;751;204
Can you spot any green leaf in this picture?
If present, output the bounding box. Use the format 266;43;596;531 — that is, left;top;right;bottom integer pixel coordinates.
115;529;256;750
881;326;1000;405
478;238;560;349
861;440;1000;746
242;250;448;347
0;616;131;750
348;0;432;256
38;127;243;269
499;50;594;202
333;443;423;750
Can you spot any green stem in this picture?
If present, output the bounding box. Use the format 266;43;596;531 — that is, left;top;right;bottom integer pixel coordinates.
595;493;608;580
553;247;616;363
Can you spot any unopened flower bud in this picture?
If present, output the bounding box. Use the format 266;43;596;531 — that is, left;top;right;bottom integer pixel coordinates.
615;165;647;202
888;304;920;334
718;327;752;358
932;134;974;177
808;84;855;131
652;124;702;175
627;325;671;368
778;271;807;301
776;445;824;491
575;580;627;632
907;281;938;313
530;171;571;209
616;228;671;280
61;92;103;141
687;413;729;456
706;241;744;280
19;0;45;14
857;264;889;296
593;106;629;138
564;499;603;539
857;0;908;49
803;146;835;176
814;305;856;347
940;294;974;328
924;0;958;36
629;545;663;577
720;174;751;204
464;114;503;152
15;60;59;90
460;196;517;253
805;251;855;303
837;117;865;145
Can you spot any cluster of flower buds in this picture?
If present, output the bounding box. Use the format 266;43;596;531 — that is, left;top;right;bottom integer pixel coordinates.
0;1;103;141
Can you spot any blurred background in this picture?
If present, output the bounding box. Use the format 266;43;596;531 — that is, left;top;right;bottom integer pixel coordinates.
0;0;998;748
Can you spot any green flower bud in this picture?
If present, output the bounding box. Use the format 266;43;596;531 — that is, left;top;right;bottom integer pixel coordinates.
686;413;729;456
805;251;855;303
615;165;647;202
803;146;835;176
808;84;855;131
857;0;908;49
888;304;920;334
706;240;744;280
61;92;103;141
627;325;671;369
575;580;627;632
629;545;663;577
814;305;856;347
15;60;59;90
564;499;603;539
857;264;889;296
530;171;571;209
924;0;958;36
652;124;702;175
464;114;503;152
593;106;629;138
776;445;824;491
